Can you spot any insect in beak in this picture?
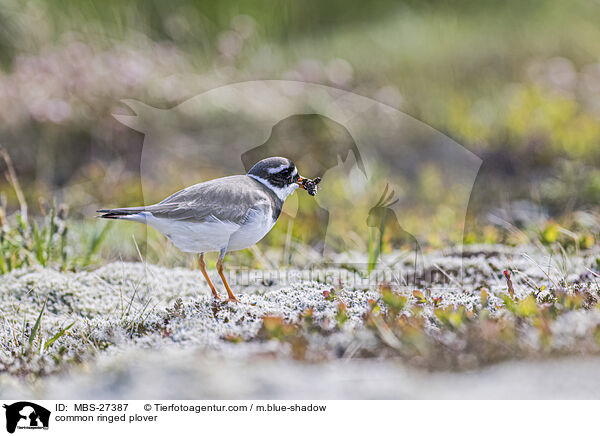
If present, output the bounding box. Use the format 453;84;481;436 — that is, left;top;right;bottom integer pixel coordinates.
296;176;308;188
296;176;321;196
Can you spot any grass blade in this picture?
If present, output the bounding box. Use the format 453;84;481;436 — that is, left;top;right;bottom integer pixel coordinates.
21;315;26;355
31;220;45;266
29;297;47;346
83;222;112;266
46;204;56;264
0;246;6;274
44;321;75;350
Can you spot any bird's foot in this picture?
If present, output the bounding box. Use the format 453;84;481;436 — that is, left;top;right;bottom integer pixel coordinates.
227;297;239;303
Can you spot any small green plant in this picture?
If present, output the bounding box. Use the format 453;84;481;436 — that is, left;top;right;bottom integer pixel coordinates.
155;298;186;338
381;284;407;315
81;221;112;267
256;315;308;360
22;298;76;354
0;147;110;274
335;302;348;327
363;282;600;370
1;297;78;378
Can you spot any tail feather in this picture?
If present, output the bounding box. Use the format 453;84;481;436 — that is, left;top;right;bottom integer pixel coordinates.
97;206;146;220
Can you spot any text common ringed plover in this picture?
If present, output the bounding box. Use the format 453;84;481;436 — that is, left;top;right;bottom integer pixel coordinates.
97;157;320;302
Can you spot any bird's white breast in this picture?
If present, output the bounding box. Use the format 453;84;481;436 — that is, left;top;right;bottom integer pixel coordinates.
140;212;240;253
227;206;277;251
136;206;276;253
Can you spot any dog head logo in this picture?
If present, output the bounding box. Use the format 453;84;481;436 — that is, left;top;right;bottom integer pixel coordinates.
3;402;50;433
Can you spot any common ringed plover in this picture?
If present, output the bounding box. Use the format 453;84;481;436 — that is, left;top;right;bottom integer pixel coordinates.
97;157;320;302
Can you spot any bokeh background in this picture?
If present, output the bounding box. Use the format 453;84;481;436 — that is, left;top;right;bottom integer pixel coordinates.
1;0;600;269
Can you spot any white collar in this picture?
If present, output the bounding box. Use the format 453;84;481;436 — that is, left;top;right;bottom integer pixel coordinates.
248;174;298;201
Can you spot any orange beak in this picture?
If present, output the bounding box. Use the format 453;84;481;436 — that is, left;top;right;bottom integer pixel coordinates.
296;176;309;190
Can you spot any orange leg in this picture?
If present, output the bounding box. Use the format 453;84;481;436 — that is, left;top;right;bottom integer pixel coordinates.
198;253;220;299
216;253;239;302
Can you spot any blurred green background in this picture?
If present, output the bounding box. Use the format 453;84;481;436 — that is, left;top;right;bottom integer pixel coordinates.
0;0;599;268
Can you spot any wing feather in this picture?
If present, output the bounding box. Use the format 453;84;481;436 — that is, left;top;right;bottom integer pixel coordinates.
146;175;270;224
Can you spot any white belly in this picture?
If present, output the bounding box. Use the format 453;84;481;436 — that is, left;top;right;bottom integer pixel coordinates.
131;210;275;253
143;213;239;253
227;209;276;251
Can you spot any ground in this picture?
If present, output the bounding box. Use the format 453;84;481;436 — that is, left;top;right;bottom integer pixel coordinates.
1;244;600;399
